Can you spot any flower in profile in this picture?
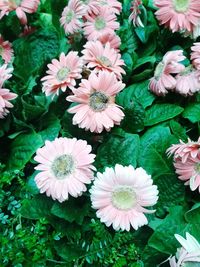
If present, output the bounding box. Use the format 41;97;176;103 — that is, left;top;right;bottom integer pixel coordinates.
95;0;122;15
83;6;119;41
0;0;40;25
0;64;13;87
154;0;200;33
60;0;85;35
0;88;17;119
191;42;200;70
34;137;96;202
90;164;159;231
167;138;200;192
0;36;13;63
129;0;144;27
41;52;83;97
169;233;200;267
98;32;121;51
67;71;125;133
82;40;125;79
149;50;185;96
175;65;200;96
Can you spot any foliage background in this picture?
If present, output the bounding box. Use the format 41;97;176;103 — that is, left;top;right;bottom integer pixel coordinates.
0;0;200;266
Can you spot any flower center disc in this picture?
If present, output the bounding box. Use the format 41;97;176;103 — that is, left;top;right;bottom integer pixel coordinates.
51;154;74;180
57;67;70;81
154;62;164;80
89;91;109;111
65;10;75;23
173;0;190;13
112;186;137;210
97;56;112;67
95;17;106;30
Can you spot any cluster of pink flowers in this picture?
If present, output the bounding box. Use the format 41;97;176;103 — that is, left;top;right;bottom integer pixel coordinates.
167;138;200;193
0;0;40;25
150;44;200;96
0;64;17;119
42;0;126;134
154;0;200;38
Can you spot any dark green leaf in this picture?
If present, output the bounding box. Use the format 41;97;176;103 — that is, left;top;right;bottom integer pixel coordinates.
182;103;200;123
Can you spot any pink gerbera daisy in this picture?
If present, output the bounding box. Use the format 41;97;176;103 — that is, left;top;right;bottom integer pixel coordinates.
41;52;83;97
129;0;144;27
34;137;96;203
98;32;121;51
191;42;200;70
0;64;13;87
66;71;125;133
149;50;185;96
175;66;200;96
95;0;122;15
0;88;17;119
83;6;119;41
154;0;200;33
90;164;159;231
82;40;125;79
0;35;13;63
60;0;85;35
169;233;200;267
0;0;40;25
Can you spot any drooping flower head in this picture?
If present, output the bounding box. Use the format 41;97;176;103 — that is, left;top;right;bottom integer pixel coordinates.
41;52;83;97
0;0;40;25
191;43;200;70
129;0;144;27
149;50;185;96
169;233;200;267
34;137;96;203
83;6;119;41
82;40;125;79
0;36;13;63
90;164;159;231
175;65;200;96
167;138;200;192
98;32;121;51
60;0;85;35
67;71;125;133
154;0;200;33
0;64;13;87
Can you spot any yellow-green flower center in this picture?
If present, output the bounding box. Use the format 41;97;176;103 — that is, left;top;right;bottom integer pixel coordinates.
173;0;190;13
97;56;112;67
57;67;70;81
112;186;137;211
51;154;74;179
89;91;109;112
154;62;165;80
65;10;75;23
95;17;106;30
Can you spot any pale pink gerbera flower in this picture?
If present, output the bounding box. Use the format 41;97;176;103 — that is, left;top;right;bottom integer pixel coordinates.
0;36;13;63
149;50;185;96
154;0;200;33
169;233;200;267
90;164;159;231
67;71;125;133
41;52;83;97
0;64;13;87
129;0;144;27
0;0;40;25
82;40;125;79
175;65;200;96
95;0;122;15
0;88;17;118
34;137;96;203
191;43;200;70
60;0;85;35
98;32;121;52
83;6;119;41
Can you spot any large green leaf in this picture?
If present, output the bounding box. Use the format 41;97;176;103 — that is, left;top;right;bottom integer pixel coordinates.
7;131;43;170
182;103;200;123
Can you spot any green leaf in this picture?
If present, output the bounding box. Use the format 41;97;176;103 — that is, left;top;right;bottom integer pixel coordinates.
169;120;188;142
144;104;184;126
21;195;54;220
96;133;140;170
182;103;200;123
51;197;90;225
185;203;200;224
7;131;43;170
